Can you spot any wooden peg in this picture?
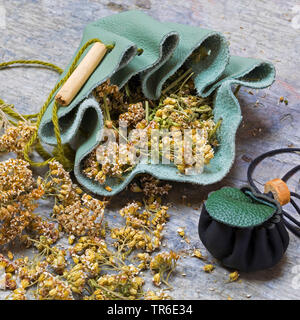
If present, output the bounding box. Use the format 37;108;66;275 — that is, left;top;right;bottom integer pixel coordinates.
55;42;107;106
264;178;290;206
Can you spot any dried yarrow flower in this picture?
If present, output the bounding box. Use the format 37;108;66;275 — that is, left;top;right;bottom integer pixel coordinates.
130;174;172;198
119;102;145;126
111;200;169;253
10;287;27;300
89;267;144;300
153;272;161;287
53;194;106;237
45;161;107;236
17;258;48;286
63;264;88;294
0;144;181;301
45;247;67;275
228;271;240;282
203;264;214;273
0;159;45;245
28;215;59;243
94;79;124;103
92;141;134;185
36;271;73;300
144;290;171;300
0;121;36;157
85;66;220;184
0;192;178;300
0;254;17;291
94;79;127;119
150;251;180;287
135;252;151;270
192;249;204;260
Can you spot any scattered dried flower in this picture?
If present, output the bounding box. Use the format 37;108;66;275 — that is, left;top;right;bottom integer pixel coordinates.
203;264;215;273
192;249;204;260
177;227;185;237
228;271;240;282
150;251;179;287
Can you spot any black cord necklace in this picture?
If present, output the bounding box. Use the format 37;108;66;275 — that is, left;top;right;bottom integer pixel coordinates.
247;148;300;237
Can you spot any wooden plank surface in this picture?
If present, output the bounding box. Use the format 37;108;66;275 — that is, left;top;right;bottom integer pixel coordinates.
0;0;299;300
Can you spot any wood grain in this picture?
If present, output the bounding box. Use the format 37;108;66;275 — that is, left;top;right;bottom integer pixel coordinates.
0;0;299;300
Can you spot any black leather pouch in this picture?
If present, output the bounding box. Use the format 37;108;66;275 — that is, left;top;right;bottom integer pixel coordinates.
198;186;289;272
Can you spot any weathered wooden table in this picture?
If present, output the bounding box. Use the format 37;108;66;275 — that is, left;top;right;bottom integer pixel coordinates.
0;0;299;300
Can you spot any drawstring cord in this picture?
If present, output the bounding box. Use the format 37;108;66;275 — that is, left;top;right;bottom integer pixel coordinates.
247;148;300;237
0;39;114;170
0;60;64;74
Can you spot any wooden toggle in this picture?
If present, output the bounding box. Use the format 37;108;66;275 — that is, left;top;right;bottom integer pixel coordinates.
264;178;290;206
55;42;107;106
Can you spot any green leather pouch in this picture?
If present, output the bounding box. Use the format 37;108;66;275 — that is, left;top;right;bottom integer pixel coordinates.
38;10;275;196
199;186;289;272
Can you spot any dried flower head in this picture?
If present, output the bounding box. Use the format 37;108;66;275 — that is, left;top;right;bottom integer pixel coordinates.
229;271;240;282
150;251;179;287
45;161;107;236
84;65;221;185
0;121;36;157
144;290;171;300
203;264;215;273
37;272;73;300
0;159;45;244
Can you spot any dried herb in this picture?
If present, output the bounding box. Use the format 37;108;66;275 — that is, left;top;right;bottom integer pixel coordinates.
84;66;221;185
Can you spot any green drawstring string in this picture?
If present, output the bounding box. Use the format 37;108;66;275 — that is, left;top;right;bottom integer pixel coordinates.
0;38;114;170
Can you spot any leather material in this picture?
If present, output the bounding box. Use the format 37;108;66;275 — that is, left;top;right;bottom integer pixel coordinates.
198;186;289;272
205;187;276;227
38;10;275;196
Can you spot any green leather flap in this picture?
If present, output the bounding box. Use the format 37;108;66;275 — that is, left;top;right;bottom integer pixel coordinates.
205;187;278;228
